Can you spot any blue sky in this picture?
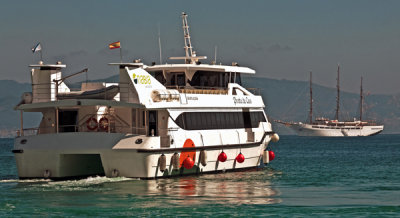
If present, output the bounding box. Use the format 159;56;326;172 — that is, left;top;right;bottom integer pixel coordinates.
1;0;399;94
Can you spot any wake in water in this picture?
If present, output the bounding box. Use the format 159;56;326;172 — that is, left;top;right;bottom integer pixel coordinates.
0;176;134;184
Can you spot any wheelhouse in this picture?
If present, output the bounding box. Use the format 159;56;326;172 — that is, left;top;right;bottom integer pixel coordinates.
146;64;254;93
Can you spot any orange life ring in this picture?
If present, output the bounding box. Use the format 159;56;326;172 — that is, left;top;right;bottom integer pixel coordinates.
99;117;109;131
86;117;98;131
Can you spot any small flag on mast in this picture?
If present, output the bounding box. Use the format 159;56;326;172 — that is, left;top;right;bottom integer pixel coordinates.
109;41;121;49
31;43;41;53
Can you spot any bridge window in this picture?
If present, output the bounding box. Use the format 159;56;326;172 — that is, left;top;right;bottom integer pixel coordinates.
189;71;241;88
175;111;266;130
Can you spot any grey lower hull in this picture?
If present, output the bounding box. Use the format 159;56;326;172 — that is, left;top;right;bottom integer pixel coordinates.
13;132;271;179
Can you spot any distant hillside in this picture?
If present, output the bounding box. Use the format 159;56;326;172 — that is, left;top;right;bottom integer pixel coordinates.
0;80;41;132
0;75;398;136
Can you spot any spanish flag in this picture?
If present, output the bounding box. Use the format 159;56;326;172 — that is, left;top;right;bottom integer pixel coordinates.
109;41;121;49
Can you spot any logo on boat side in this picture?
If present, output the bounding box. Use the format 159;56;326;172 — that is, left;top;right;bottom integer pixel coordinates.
233;96;252;105
132;73;151;85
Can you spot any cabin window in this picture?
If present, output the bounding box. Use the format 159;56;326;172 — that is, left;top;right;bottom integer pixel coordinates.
132;109;136;129
148;111;157;136
177;74;185;86
168;72;186;87
189;71;226;88
150;71;166;85
215;112;224;129
58;110;78;132
243;111;252;128
235;73;242;85
174;111;266;130
189;71;242;88
142;111;145;127
250;112;263;127
220;73;230;87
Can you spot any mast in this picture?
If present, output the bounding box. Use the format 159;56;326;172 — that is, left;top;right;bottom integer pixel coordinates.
182;12;193;63
309;71;313;124
335;64;340;121
360;76;363;121
158;23;162;64
169;13;207;63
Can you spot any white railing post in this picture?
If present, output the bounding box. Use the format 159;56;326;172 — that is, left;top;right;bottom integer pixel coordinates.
56;107;59;133
20;110;24;136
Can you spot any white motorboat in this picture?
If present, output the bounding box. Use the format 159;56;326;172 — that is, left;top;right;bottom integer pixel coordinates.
13;13;279;179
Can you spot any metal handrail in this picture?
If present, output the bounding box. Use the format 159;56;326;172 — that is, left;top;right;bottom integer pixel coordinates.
77;113;130;131
246;88;261;95
166;85;226;90
166;85;228;95
165;85;261;95
20;125;173;135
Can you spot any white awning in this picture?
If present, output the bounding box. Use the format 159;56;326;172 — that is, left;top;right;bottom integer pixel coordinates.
145;64;255;74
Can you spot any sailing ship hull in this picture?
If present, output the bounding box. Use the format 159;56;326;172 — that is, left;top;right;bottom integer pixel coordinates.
288;123;384;137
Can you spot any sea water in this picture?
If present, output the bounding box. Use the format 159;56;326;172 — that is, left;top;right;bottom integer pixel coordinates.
0;135;399;217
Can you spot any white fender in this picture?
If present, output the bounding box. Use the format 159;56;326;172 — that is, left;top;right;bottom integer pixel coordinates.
159;154;167;172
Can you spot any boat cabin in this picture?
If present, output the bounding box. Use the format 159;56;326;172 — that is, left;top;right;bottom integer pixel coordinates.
145;63;254;95
16;60;264;149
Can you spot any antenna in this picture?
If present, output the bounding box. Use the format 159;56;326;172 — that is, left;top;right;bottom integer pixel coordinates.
335;63;340;121
360;76;363;121
158;23;162;64
214;45;217;63
309;71;313;124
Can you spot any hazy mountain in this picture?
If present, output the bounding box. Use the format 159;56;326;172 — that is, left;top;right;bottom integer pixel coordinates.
0;80;41;127
1;75;398;137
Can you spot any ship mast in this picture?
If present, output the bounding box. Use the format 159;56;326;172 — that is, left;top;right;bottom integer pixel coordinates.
182;12;193;63
309;71;313;124
360;76;363;121
335;64;340;121
169;12;207;64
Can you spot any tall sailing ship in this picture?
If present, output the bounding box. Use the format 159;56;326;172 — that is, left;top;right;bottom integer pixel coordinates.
12;13;279;180
276;65;384;137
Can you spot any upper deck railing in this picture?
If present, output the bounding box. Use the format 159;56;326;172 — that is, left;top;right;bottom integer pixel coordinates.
166;85;260;95
31;82;261;103
16;112;173;147
166;85;228;95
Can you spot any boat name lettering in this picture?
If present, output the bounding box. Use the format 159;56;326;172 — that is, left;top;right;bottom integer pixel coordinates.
187;96;198;101
233;97;252;105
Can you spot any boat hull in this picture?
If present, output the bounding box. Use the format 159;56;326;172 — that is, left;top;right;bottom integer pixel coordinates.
13;132;270;179
57;85;119;100
288;123;384;137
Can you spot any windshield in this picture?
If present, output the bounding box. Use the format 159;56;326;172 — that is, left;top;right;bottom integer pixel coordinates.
189;71;241;88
